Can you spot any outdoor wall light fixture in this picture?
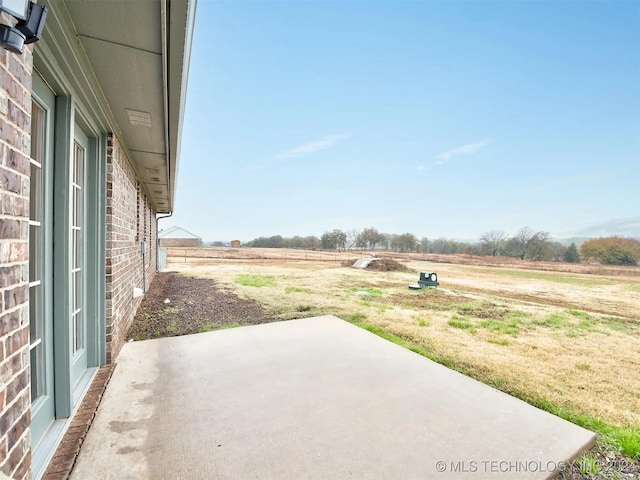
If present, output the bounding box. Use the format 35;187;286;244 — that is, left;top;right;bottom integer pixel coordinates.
0;0;47;54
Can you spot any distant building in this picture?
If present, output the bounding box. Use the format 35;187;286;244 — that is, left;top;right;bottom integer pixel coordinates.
231;240;241;248
158;226;201;247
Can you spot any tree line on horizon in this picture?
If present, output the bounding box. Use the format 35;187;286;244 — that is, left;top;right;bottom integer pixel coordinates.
243;227;640;266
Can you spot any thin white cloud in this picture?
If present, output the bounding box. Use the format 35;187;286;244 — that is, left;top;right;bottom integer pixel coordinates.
437;140;490;162
275;132;352;160
574;217;640;238
529;172;608;192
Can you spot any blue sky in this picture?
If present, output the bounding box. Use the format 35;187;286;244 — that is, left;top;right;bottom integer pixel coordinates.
170;0;640;243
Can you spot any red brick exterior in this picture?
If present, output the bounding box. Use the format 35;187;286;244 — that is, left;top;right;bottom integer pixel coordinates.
105;134;157;363
0;19;34;479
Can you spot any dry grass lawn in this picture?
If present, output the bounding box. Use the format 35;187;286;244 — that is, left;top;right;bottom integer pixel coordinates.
167;252;640;431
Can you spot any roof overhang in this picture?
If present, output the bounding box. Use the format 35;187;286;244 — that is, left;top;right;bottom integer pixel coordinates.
34;0;196;214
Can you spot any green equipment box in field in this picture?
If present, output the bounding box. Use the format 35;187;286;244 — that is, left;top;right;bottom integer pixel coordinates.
409;272;439;290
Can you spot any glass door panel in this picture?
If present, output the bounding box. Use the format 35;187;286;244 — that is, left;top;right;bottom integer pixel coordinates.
29;75;56;448
70;128;88;390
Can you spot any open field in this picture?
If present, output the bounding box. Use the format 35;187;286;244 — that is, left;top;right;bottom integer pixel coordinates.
167;246;640;277
166;248;640;428
164;248;640;467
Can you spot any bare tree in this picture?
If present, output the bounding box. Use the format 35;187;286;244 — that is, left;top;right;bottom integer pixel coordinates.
480;230;507;257
513;226;534;260
345;229;360;250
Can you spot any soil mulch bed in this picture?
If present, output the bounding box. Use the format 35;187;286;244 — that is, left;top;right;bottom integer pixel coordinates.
126;272;279;340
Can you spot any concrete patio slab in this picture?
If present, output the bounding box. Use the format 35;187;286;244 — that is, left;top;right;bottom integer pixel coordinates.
71;315;595;479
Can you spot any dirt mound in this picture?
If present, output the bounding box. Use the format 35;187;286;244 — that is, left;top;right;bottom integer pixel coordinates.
342;257;413;271
365;258;413;272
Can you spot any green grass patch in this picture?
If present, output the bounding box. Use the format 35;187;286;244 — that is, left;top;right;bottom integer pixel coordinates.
235;274;276;287
505;311;529;326
616;429;640;459
600;316;639;334
532;312;570;329
196;320;245;333
545;407;640;459
345;312;367;323
478;318;520;336
353;322;459;370
530;310;618;337
577;454;601;476
455;301;484;314
486;269;604;286
566;309;592;320
448;315;475;330
577;318;598;329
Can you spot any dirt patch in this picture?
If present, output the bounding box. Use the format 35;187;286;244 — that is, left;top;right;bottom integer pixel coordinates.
373;289;512;318
126;272;279;340
341;257;414;272
402;260;640;322
367;258;413;272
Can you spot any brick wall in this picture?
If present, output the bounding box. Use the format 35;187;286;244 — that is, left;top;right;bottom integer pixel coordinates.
105;134;157;363
0;20;34;480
